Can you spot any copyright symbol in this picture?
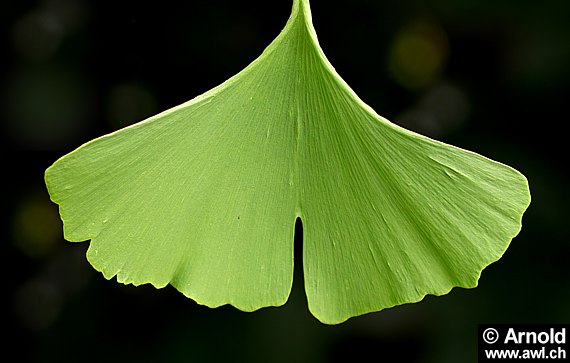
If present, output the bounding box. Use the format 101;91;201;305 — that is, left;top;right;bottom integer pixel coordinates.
483;328;499;344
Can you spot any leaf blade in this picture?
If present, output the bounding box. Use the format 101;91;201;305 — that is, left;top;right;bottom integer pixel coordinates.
45;0;531;323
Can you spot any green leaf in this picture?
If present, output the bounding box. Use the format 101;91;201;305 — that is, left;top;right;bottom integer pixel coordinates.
45;0;530;324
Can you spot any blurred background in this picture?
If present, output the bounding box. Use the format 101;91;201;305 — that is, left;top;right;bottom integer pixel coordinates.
2;0;569;361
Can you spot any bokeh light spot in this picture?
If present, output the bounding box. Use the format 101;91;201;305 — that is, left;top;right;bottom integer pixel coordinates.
396;81;470;137
13;190;62;259
388;19;449;90
14;278;63;331
12;11;63;62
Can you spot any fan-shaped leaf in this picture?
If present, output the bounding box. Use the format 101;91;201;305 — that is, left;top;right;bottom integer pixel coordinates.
45;0;530;324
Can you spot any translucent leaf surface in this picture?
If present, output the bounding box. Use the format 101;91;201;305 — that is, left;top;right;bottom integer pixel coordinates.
45;0;530;324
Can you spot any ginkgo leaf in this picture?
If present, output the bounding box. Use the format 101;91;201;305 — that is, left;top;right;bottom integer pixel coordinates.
45;0;530;324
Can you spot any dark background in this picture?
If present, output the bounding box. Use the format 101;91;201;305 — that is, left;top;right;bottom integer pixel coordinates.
3;0;569;362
